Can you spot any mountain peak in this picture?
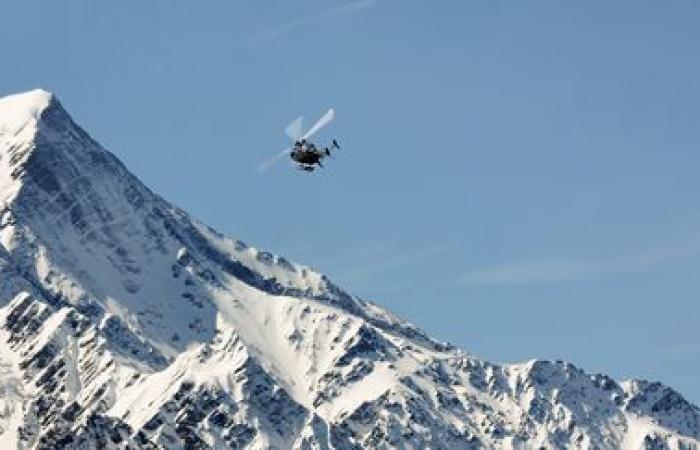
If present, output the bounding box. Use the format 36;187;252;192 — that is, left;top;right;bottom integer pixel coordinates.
0;90;697;449
0;89;103;205
0;89;55;132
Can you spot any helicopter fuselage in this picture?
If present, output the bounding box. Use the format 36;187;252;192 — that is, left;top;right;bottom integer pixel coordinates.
290;139;329;169
291;149;322;165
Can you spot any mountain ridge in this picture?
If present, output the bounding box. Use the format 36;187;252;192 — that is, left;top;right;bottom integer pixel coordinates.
0;89;697;449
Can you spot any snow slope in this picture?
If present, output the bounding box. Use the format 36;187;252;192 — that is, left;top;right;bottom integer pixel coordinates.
0;89;697;449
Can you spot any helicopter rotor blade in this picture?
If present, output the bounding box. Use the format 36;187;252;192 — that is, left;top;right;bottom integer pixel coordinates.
284;116;304;142
258;148;291;173
301;108;335;140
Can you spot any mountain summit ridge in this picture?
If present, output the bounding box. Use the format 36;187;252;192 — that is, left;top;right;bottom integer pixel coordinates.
0;89;697;449
0;89;53;131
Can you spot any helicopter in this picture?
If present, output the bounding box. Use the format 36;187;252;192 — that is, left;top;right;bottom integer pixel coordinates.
259;108;341;173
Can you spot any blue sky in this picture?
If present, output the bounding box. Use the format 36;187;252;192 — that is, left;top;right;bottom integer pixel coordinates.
2;0;700;402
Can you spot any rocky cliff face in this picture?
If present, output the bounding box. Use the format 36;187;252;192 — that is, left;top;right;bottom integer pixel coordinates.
0;89;697;449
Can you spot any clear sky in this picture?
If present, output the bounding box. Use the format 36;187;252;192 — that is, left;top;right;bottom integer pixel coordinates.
2;1;699;402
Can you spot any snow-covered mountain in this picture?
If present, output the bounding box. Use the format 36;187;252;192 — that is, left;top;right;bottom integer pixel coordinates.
0;89;697;450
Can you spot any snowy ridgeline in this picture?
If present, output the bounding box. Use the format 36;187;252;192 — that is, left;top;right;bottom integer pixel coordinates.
0;89;698;449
